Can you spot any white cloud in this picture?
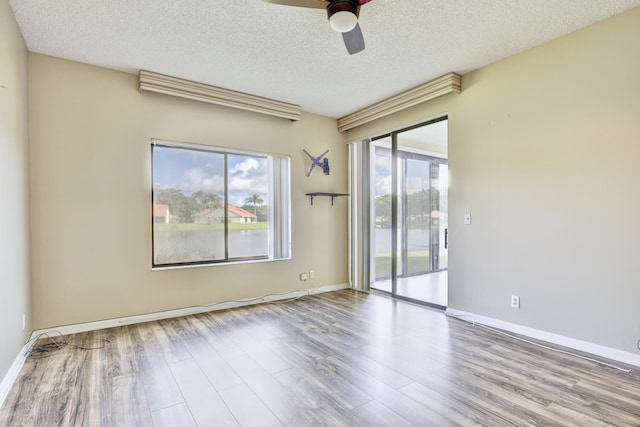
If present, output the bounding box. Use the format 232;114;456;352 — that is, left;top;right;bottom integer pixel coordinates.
230;157;261;177
178;161;269;206
376;154;392;171
376;173;392;195
406;175;429;194
180;167;224;194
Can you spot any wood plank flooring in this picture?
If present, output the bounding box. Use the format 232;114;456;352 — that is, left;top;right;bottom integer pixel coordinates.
1;290;639;426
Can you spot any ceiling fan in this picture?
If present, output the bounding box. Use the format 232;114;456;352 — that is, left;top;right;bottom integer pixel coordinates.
263;0;373;55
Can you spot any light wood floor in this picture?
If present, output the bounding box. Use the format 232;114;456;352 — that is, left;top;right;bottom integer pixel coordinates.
2;290;639;426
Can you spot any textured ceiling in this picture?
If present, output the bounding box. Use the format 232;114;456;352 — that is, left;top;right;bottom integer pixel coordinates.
9;0;640;118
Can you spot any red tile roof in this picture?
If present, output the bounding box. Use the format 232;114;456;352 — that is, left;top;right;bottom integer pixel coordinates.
227;205;256;218
153;203;169;217
192;207;215;217
192;205;256;218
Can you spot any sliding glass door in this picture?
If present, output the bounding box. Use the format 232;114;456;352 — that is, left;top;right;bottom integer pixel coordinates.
370;118;448;308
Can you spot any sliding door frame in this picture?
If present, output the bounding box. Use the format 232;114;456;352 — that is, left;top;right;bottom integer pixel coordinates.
369;116;448;308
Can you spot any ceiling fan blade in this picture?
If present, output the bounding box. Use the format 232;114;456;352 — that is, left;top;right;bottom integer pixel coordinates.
342;22;365;55
262;0;328;9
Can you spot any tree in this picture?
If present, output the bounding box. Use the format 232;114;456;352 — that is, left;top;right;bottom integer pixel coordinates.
191;190;222;211
407;189;431;227
244;194;264;215
154;188;194;223
375;194;392;227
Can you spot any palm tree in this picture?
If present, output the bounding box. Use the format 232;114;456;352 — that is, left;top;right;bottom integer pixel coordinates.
244;194;264;215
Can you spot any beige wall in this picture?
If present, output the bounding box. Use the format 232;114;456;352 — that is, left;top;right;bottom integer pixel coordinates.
14;1;640;361
348;7;640;353
29;54;348;329
0;0;31;381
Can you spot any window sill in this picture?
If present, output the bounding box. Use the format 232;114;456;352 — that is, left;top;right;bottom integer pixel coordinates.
152;256;291;271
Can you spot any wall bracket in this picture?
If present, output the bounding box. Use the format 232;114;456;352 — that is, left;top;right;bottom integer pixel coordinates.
305;192;349;206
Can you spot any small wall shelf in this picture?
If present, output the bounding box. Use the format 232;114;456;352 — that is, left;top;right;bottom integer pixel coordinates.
305;192;350;206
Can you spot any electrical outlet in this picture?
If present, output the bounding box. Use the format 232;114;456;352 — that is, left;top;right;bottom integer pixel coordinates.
22;314;26;330
309;270;315;279
300;272;308;281
511;295;520;309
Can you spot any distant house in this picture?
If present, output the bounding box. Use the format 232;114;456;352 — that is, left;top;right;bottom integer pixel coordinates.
193;205;257;224
152;203;170;224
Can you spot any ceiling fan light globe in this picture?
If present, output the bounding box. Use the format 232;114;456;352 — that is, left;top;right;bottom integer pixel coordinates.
329;11;358;33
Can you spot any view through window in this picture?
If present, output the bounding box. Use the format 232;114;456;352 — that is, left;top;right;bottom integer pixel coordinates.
151;140;290;267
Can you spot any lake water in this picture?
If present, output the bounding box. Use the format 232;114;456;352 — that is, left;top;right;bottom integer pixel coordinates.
154;228;442;265
154;229;268;264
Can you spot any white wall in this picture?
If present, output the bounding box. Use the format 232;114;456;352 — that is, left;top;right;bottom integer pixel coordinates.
347;7;640;354
28;54;349;329
0;0;31;382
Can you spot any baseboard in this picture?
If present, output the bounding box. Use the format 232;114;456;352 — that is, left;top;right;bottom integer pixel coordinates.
0;342;30;409
445;308;640;368
31;283;350;340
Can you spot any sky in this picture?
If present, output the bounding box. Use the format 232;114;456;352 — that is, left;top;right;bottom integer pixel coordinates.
373;118;448;196
374;147;448;196
153;145;268;206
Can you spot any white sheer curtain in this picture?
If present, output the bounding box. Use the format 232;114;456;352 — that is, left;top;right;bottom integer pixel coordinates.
348;139;372;291
269;155;291;260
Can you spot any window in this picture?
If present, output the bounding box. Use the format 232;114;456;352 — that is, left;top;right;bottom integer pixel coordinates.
151;139;291;268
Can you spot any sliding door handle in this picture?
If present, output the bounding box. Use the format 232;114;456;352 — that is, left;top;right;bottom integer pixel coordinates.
444;228;448;249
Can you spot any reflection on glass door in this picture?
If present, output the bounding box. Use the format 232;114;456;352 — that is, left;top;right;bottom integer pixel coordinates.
435;163;448;271
373;146;393;281
370;118;448;308
404;157;431;276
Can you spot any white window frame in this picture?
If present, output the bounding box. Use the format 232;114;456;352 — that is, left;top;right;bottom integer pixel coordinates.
151;138;291;269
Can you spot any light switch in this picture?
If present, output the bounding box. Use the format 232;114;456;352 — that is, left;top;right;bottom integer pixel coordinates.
464;213;471;225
